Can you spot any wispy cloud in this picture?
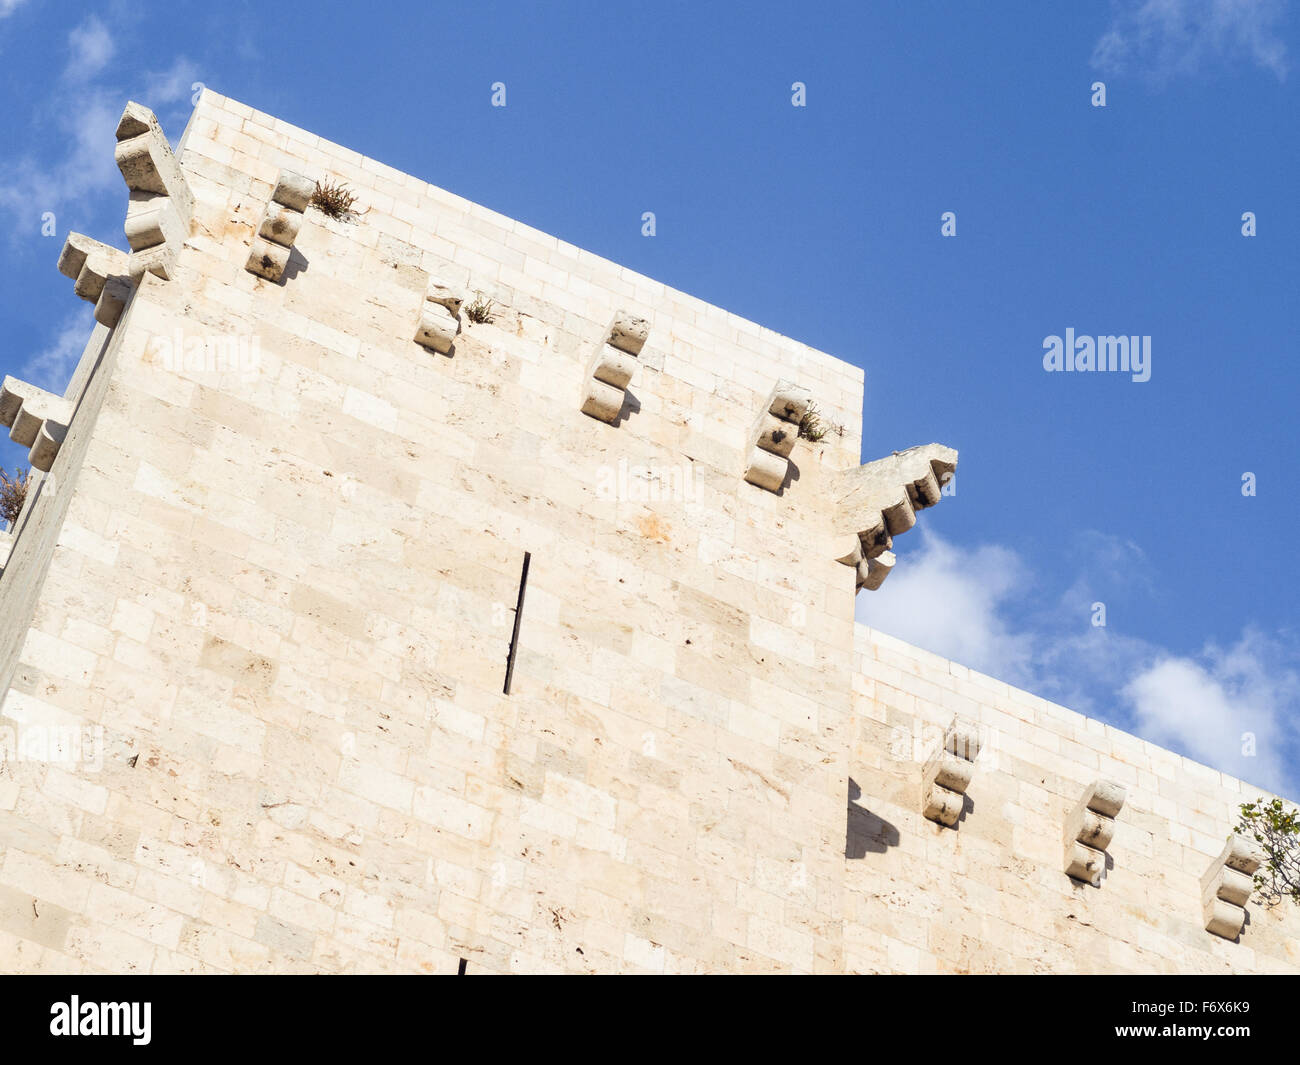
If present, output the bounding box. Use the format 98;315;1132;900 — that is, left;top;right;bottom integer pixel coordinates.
0;16;200;238
858;528;1300;798
64;15;115;81
21;308;94;395
1092;0;1289;81
1125;633;1299;791
0;0;27;19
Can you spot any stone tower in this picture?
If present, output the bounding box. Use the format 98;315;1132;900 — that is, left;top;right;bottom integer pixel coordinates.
0;91;1293;973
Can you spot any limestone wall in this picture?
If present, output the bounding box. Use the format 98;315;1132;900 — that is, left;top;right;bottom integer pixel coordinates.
848;626;1298;972
0;90;1292;973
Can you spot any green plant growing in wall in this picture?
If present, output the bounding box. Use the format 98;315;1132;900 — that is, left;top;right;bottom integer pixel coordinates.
1238;798;1300;904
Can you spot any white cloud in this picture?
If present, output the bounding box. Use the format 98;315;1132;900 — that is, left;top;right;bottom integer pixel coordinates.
142;58;202;107
855;530;1037;688
21;308;94;395
1125;634;1299;795
857;529;1300;797
0;0;27;18
1093;0;1288;80
65;15;115;81
0;24;200;238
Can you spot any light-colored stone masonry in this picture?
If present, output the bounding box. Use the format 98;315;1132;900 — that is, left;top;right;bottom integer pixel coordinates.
0;90;1294;973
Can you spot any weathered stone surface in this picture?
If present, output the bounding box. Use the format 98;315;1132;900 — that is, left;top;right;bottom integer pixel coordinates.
835;443;957;589
589;346;638;391
607;312;649;356
0;377;73;473
769;380;813;423
414;300;460;354
58;233;132;304
1063;781;1125;886
1204;896;1247;940
114;101;194;281
580;378;625;423
271;170;315;213
1199;834;1264;940
743;446;788;492
258;201;304;247
1064;841;1107;887
922;718;979;828
245;237;291;281
580;312;647;424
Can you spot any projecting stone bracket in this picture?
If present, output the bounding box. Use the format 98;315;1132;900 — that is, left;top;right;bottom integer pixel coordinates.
115;101;194;282
413;281;465;354
921;718;981;827
833;443;957;591
1202;834;1263;940
0;376;74;473
1064;780;1126;887
246;171;313;282
581;312;648;423
57;233;134;327
743;381;812;493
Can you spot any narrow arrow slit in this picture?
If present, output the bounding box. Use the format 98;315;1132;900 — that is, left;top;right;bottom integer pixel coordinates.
503;551;530;695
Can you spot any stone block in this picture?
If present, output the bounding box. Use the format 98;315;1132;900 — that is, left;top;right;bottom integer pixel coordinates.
606;312;649;357
743;447;788;492
1064;841;1107;887
768;380;812;423
246;238;291;282
751;412;798;459
581;378;625;423
414;300;460;355
271;171;315;213
588;345;638;391
258;201;304;247
922;783;964;828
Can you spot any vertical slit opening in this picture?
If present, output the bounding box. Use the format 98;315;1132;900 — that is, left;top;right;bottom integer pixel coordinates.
503;551;530;695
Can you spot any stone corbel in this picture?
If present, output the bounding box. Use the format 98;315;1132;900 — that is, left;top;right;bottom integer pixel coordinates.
115;101;195;282
414;282;465;354
581;312;648;423
0;376;74;472
246;171;313;282
57;233;134;327
743;381;811;493
833;443;957;590
1063;780;1126;886
1202;834;1263;940
921;718;980;827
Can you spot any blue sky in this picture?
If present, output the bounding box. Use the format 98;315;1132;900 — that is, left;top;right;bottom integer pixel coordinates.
0;1;1296;795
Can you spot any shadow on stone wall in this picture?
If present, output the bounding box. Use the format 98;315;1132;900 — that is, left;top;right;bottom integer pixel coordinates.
846;778;900;858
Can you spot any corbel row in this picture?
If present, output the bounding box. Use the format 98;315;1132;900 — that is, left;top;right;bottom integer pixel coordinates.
115;101;194;282
57;234;133;328
581;312;649;423
921;718;981;827
743;381;812;493
246;171;314;282
39;102;193;476
834;443;957;591
915;748;1267;941
0;377;73;472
